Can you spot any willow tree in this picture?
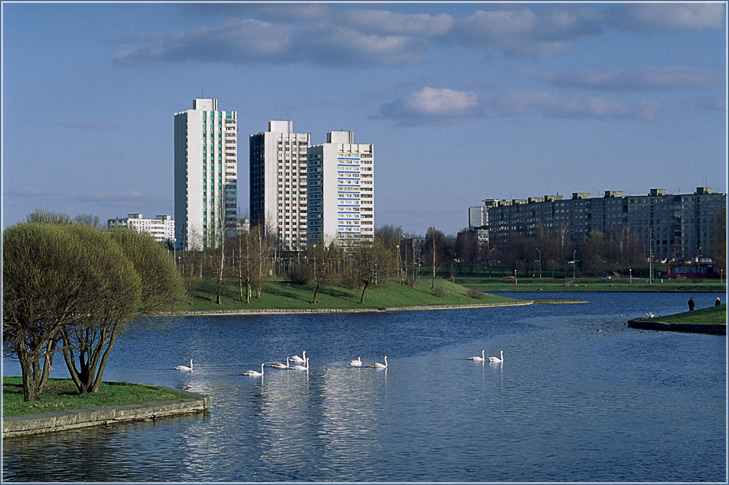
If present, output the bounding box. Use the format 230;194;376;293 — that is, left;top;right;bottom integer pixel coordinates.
58;225;142;393
60;228;187;394
3;222;94;401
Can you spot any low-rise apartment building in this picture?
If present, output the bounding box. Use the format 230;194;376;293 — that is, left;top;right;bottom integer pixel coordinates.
107;213;175;244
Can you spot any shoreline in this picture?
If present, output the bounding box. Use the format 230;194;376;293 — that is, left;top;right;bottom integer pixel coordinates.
178;298;590;317
627;318;726;335
3;387;211;439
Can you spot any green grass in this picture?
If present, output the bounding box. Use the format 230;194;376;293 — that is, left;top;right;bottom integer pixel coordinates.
186;277;519;312
2;377;191;417
652;304;727;325
456;275;726;293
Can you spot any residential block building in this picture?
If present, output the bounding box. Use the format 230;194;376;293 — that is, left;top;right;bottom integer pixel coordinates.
107;213;175;244
471;188;725;262
249;121;310;251
307;131;374;250
174;98;238;250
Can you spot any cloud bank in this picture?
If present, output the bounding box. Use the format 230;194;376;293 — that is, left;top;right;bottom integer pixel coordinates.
114;4;725;67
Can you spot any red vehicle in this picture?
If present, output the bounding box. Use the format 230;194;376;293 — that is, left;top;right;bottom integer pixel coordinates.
666;261;721;279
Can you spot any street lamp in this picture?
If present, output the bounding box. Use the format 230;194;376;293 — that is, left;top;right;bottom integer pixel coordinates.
536;248;542;279
572;250;577;280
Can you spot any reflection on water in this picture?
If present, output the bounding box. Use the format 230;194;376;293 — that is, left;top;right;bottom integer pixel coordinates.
3;292;725;482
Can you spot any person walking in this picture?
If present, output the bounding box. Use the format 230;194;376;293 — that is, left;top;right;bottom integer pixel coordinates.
688;297;695;311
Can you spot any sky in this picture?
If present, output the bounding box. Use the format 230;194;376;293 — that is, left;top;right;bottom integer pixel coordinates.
2;1;727;236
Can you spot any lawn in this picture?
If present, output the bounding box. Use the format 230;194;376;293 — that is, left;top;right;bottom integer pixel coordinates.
3;377;191;417
185;277;520;312
653;304;727;325
456;275;726;293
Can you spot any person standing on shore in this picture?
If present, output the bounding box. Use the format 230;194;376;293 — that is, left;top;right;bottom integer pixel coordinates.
688;297;695;311
715;297;721;306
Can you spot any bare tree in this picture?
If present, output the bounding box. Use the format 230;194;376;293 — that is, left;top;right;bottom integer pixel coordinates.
424;227;446;290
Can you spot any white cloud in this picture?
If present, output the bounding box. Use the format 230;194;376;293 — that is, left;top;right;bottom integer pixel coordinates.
338;9;455;37
115;19;293;65
379;87;482;125
454;6;602;59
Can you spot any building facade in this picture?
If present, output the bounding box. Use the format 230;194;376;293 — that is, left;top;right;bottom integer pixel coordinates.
472;188;725;262
307;131;374;250
174;98;238;251
249;121;310;251
107;213;175;244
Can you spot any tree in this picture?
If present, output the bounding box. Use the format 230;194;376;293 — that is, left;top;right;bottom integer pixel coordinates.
304;241;341;304
235;224;274;303
59;225;142;394
424;227;446;290
352;241;389;304
3;223;87;401
60;227;187;394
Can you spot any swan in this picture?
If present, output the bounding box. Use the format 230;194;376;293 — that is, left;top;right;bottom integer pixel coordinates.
176;359;193;372
243;363;265;377
272;356;290;369
372;356;388;369
291;357;309;371
290;350;306;364
469;350;485;362
349;357;363;367
488;351;504;364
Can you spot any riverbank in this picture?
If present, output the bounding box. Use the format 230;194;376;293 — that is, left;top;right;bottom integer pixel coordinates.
458;276;726;293
3;382;210;439
627;304;726;334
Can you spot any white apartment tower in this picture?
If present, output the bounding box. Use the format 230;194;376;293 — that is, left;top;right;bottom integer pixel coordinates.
307;131;374;250
174;98;238;250
249;121;311;251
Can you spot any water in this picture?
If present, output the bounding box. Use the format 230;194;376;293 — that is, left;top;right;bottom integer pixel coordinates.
3;292;726;482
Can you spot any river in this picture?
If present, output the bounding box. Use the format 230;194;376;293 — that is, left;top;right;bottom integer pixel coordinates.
2;292;726;482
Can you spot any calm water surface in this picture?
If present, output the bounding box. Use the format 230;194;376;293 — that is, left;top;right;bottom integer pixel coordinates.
3;292;726;482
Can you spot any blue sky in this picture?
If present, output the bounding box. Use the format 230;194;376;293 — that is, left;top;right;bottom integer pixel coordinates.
2;2;726;236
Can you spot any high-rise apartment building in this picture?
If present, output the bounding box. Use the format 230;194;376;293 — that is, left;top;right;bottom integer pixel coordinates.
307;131;374;250
174;98;238;250
249;121;310;251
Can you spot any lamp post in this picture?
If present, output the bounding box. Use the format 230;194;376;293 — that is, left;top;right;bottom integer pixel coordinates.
572;250;577;280
536;248;542;279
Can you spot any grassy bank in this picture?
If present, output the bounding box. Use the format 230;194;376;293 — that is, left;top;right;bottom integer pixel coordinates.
186;277;520;312
2;377;191;418
651;304;727;326
457;275;726;293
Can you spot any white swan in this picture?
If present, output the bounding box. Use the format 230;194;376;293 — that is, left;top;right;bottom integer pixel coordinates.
488;351;504;364
176;359;193;372
349;357;363;367
469;350;485;362
290;350;306;364
243;363;265;377
291;357;309;371
272;356;290;369
372;356;388;369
